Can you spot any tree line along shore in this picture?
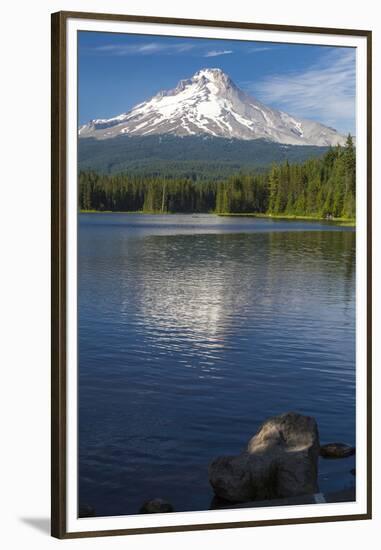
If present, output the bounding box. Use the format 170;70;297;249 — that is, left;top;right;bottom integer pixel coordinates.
79;135;355;221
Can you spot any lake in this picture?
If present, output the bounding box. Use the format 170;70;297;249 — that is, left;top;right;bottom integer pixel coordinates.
78;213;356;517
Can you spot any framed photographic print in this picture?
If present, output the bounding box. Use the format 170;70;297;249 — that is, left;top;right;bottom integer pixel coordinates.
51;10;372;539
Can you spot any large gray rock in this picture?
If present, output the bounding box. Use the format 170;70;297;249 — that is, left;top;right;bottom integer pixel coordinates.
250;412;320;498
209;412;320;503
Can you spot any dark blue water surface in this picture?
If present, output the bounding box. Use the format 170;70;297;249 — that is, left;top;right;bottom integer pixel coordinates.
78;214;356;517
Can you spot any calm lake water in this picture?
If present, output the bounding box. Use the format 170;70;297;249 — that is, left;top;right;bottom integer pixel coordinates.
78;213;356;517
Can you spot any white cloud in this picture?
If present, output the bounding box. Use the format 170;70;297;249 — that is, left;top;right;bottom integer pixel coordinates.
95;42;197;56
245;49;356;134
204;49;233;58
95;42;235;58
247;46;273;53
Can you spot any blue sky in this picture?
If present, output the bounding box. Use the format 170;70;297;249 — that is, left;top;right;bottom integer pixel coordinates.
78;31;356;134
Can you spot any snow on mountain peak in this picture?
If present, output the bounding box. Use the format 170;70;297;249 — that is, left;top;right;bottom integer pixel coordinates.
193;68;231;84
79;68;346;146
195;67;223;78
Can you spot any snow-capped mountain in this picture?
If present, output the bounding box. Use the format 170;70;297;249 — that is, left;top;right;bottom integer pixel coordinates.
79;68;346;146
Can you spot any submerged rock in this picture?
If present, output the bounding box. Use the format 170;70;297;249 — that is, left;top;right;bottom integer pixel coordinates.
320;443;355;459
209;412;320;503
139;498;174;514
78;504;96;517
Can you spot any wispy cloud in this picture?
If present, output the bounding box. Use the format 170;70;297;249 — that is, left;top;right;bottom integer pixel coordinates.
204;49;233;58
94;41;197;56
247;46;273;53
91;41;276;59
244;49;356;133
93;42;236;58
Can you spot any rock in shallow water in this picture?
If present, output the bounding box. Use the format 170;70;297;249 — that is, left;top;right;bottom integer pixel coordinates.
209;412;320;503
139;498;174;514
320;443;355;458
208;453;255;503
78;504;96;517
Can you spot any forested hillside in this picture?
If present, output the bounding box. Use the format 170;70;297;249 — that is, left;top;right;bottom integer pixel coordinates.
78;135;329;179
79;135;355;219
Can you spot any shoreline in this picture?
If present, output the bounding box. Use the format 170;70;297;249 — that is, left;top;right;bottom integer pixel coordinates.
217;213;356;226
79;210;355;227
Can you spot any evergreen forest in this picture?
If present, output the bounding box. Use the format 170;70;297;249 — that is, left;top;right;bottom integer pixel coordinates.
79;135;356;219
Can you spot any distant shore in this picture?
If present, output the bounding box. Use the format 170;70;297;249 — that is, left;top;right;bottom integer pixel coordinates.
79;210;355;227
217;213;356;227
